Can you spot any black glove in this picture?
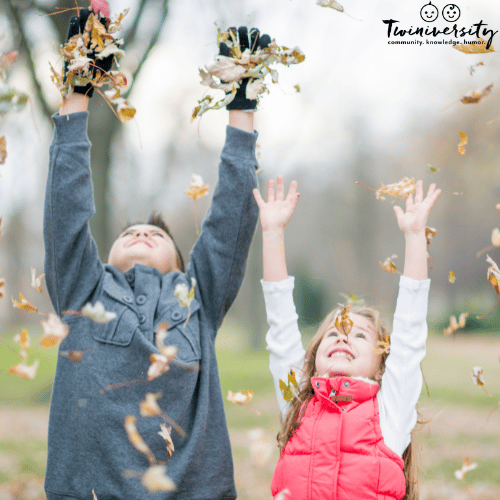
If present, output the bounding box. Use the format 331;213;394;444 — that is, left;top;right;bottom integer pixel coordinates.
65;8;115;98
219;26;271;110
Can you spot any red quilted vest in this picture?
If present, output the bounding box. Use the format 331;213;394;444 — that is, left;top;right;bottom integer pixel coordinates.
272;376;406;500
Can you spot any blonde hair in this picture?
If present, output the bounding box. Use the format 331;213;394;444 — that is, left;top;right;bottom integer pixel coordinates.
276;304;419;500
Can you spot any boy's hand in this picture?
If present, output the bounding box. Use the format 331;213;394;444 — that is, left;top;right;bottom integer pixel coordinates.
219;26;271;110
65;8;115;98
253;176;299;233
393;180;441;237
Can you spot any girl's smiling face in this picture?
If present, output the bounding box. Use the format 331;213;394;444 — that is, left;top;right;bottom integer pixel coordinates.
315;313;383;381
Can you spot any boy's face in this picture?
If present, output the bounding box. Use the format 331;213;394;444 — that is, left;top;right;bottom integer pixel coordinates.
108;224;179;275
315;314;383;381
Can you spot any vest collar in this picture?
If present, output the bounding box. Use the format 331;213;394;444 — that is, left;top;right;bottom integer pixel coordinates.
311;375;379;408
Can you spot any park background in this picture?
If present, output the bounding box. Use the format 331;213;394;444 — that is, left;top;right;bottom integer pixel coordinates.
1;0;500;498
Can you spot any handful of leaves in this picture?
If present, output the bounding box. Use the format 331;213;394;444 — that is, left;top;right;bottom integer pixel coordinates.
193;29;305;119
50;2;135;122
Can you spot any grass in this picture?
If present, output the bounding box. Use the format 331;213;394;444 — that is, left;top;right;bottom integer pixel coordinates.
1;319;500;499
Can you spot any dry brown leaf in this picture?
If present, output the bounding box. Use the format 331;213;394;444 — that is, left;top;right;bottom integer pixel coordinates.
477;255;500;319
141;465;176;493
375;334;391;354
13;329;30;350
0;277;4;299
124;415;156;464
379;254;400;274
443;312;468;336
60;350;84;362
227;390;254;405
316;0;344;11
425;227;437;246
8;359;39;380
461;84;493;104
31;267;44;294
453;38;495;54
454;457;478;480
158;424;175;459
458;131;468;155
0;136;6;165
12;293;38;313
491;228;500;247
357;178;415;201
81;301;116;323
40;313;69;348
140;392;162;418
334;303;353;336
185;175;209;200
472;366;485;386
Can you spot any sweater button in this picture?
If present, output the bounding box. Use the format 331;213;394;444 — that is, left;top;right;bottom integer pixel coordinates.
344;381;350;388
139;314;146;325
126;273;134;284
315;381;320;388
171;310;183;321
136;295;146;305
123;295;133;303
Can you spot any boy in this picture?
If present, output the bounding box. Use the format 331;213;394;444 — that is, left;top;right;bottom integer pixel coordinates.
44;14;269;500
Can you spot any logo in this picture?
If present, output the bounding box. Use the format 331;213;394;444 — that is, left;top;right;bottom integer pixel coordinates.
420;2;439;22
383;3;497;48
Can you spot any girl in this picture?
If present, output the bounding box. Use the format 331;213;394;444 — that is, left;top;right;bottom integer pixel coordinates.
253;177;441;500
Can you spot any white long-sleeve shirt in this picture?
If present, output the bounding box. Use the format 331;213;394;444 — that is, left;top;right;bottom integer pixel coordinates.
262;275;429;457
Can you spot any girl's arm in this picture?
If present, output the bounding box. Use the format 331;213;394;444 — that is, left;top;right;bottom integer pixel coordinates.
393;181;441;280
253;176;299;282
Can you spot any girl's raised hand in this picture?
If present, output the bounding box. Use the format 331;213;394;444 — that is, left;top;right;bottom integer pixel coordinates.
253;176;299;233
393;180;441;236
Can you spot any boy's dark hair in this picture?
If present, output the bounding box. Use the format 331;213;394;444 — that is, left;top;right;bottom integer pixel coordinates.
123;212;185;273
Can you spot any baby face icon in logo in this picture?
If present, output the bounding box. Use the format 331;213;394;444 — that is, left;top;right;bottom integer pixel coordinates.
442;4;461;22
420;2;439;22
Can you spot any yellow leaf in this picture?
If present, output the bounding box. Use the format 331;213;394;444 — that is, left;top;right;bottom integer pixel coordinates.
227;390;254;405
140;392;162;417
12;293;38;313
124;415;156;464
185;175;209;200
379;254;400;274
141;465;176;493
375;334;391;354
453;38;495;54
118;104;136;122
448;271;456;283
443;312;468;336
458;131;468;155
40;314;69;348
461;84;493;104
0;136;6;165
425;227;437;246
334;303;354;336
279;369;298;402
13;329;30;350
8;359;39;380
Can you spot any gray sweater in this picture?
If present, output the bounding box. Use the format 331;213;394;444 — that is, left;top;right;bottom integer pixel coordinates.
43;112;259;500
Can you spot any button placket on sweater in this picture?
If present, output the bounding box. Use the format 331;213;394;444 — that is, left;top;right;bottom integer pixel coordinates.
133;267;162;343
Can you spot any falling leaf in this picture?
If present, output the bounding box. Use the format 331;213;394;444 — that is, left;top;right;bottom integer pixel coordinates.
0;51;18;75
140;392;162;418
454;457;478;480
425;227;437;246
12;293;38;313
248;428;273;467
13;329;30;350
147;349;178;381
461;84;493;104
0;87;28;115
173;278;196;326
0;277;4;299
294;84;301;92
227;390;254;405
453;38;495;54
0;136;6;164
496;204;500;211
448;271;456;283
185;175;209;200
81;301;117;323
124;415;156;464
90;0;111;19
8;359;39;380
334;303;353;336
92;489;98;500
477;255;500;319
375;334;391;354
379;254;400;274
357;177;415;201
468;61;484;76
458;131;468;155
40;314;69;348
158;424;175;459
443;312;468;336
141;465;176;493
60;350;84;362
30;267;44;294
427;164;439;173
279;369;299;402
492;228;500;247
316;0;344;11
472;366;485;386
